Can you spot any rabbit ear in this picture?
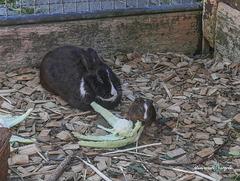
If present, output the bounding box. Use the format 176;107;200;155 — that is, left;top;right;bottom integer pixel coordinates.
78;48;95;72
87;48;103;66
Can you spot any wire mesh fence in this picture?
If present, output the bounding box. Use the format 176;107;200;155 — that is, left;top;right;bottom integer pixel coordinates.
0;0;198;17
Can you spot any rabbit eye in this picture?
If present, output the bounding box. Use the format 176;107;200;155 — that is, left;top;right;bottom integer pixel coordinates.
98;78;104;84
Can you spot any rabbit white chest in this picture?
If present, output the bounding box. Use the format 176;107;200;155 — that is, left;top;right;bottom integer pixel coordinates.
80;78;87;97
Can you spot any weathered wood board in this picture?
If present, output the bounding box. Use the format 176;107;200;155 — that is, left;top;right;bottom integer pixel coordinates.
215;2;240;61
0;11;202;71
0;128;12;181
202;0;239;48
202;0;220;48
221;0;240;10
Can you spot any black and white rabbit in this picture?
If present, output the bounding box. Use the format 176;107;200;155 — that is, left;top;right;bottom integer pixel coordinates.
40;46;122;110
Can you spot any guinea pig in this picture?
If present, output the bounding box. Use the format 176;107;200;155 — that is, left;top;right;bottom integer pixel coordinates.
127;97;156;125
40;46;122;111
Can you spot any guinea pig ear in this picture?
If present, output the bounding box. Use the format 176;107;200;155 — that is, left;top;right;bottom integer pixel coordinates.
87;48;103;66
148;99;153;104
134;97;141;102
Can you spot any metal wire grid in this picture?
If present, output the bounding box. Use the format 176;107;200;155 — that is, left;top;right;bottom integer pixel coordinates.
0;0;195;17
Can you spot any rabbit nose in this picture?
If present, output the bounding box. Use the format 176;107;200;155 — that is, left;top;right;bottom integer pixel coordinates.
111;88;117;96
110;81;117;96
106;69;118;96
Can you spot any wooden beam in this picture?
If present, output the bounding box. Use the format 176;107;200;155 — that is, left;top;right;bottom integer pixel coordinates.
202;0;220;48
0;11;202;71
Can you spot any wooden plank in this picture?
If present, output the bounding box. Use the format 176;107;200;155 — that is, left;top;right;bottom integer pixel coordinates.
221;0;240;10
202;36;210;55
215;2;240;61
202;0;239;48
202;0;220;48
0;11;201;71
0;128;12;181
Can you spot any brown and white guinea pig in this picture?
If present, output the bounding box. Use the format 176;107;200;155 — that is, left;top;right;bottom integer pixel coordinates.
127;97;156;125
40;46;122;111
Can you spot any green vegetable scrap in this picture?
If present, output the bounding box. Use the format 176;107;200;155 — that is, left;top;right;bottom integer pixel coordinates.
0;108;33;128
74;102;144;148
229;151;240;156
10;135;35;143
0;108;35;145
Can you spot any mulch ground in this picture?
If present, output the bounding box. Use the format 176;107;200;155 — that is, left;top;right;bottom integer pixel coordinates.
1;51;240;181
